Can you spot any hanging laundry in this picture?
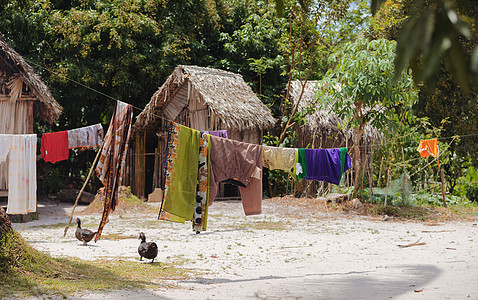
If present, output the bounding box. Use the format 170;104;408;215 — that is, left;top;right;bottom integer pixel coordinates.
40;130;69;163
95;101;133;242
159;122;212;232
262;145;297;172
0;135;12;163
417;139;439;158
209;134;262;216
68;123;104;150
193;132;210;232
296;148;308;179
160;122;201;222
304;148;352;185
204;130;228;139
6;134;37;214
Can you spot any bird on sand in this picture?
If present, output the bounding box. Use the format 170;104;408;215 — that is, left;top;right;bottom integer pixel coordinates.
138;232;158;263
75;217;97;246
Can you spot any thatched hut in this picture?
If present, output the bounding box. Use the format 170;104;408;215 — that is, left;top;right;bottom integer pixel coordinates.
129;65;275;198
0;36;62;194
286;80;380;195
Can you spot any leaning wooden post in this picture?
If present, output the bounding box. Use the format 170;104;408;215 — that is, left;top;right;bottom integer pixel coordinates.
63;143;103;237
440;169;447;208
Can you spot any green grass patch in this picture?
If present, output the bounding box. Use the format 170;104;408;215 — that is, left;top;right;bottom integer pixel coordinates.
0;230;199;298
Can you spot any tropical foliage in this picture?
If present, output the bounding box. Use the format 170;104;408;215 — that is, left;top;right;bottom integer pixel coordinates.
0;0;476;205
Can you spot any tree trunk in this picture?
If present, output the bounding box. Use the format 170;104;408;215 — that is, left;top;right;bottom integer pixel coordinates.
352;101;365;199
0;207;13;237
352;126;363;199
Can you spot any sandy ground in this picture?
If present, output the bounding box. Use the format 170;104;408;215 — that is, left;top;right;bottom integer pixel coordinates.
8;197;478;300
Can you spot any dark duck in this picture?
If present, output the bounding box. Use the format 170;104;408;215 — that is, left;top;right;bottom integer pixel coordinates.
138;232;158;263
75;217;97;246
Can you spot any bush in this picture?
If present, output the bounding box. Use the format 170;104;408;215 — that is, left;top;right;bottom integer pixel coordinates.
465;183;478;203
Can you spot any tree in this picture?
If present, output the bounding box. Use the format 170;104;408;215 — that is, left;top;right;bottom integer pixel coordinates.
369;0;478;194
276;0;369;147
317;38;418;198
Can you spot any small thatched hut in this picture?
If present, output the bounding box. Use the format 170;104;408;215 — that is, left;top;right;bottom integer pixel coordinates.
0;36;62;194
286;80;380;195
129;65;275;198
286;80;380;149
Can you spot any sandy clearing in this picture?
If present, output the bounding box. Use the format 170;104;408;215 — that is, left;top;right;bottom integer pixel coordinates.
9;198;478;300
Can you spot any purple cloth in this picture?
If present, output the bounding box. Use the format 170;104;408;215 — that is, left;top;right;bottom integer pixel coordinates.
205;130;228;139
305;148;351;185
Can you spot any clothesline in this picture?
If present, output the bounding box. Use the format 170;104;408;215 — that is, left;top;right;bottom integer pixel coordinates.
24;58;478;150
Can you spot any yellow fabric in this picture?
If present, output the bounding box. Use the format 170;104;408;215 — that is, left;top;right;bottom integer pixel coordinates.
262;146;297;172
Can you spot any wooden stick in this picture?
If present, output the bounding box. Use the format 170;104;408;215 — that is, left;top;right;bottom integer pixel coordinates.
441;169;447;208
397;237;426;248
63;144;103;237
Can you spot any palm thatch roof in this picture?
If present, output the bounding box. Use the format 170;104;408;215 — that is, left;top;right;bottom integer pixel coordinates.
134;65;275;132
0;35;62;123
287;80;381;143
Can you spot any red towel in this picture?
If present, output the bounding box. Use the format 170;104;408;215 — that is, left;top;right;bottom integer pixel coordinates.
41;131;69;163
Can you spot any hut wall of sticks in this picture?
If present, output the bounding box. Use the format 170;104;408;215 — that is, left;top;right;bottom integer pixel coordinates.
285;80;380;197
0;35;62;194
128;65;275;199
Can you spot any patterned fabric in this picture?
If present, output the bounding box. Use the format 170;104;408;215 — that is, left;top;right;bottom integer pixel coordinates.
68;123;104;150
6;134;37;214
95;101;133;242
158;123;185;223
161;122;201;221
193;132;210;232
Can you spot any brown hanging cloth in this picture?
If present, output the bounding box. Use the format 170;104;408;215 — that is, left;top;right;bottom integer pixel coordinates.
94;100;133;242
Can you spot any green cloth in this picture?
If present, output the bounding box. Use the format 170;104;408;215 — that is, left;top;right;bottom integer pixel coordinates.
338;147;349;184
297;148;308;179
163;125;200;221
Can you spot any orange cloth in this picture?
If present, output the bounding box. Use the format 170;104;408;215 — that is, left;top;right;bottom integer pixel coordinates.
417;139;440;168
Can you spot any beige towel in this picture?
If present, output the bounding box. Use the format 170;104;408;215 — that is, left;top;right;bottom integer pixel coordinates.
262;145;297;172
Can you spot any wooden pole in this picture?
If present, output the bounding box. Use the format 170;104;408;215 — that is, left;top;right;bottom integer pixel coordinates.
441;169;447;208
63;144;103;237
384;167;390;207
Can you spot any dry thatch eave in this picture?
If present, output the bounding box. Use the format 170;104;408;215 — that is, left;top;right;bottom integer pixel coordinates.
287;80;381;143
134;65;275;132
0;35;62;123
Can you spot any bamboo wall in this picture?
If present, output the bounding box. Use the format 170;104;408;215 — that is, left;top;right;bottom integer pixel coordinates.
0;100;34;190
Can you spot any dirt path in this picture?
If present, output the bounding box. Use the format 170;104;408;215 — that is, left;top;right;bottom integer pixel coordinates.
11;198;478;299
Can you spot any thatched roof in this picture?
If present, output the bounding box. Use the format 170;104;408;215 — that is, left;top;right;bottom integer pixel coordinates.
134;65;275;132
0;35;62;123
287;80;381;142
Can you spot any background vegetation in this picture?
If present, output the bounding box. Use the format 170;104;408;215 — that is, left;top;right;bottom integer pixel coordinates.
0;0;476;207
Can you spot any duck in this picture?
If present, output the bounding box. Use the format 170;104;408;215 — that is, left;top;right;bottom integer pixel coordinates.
138;232;158;263
75;217;97;246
